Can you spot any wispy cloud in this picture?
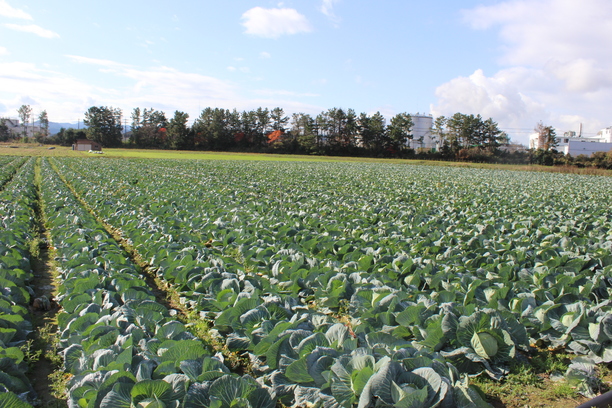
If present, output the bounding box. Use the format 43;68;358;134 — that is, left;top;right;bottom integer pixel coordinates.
0;46;8;56
0;53;327;124
4;23;59;38
0;0;32;20
227;66;250;73
0;61;98;121
254;89;319;98
120;66;238;103
320;0;341;24
260;51;271;59
66;55;130;68
65;55;238;103
241;7;312;38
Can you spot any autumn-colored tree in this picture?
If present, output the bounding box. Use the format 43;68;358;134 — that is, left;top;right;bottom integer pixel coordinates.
534;121;558;151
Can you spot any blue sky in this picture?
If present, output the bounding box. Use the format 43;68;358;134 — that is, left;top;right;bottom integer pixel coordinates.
1;0;611;145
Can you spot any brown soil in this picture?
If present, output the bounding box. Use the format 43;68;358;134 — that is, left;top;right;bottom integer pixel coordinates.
476;373;605;408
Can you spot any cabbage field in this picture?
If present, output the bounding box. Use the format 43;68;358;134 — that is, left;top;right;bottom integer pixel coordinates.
1;156;612;407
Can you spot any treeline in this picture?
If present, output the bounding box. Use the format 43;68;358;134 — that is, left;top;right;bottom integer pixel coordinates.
48;105;518;159
43;105;612;167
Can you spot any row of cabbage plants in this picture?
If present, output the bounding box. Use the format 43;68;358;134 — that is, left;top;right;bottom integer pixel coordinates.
52;157;612;404
48;158;503;407
0;158;38;407
0;157;27;190
38;158;276;408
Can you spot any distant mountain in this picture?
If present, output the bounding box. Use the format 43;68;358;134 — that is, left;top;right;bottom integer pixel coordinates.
48;122;84;135
46;122;132;135
6;120;132;136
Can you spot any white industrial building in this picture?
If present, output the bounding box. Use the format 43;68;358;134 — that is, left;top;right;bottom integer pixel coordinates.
529;125;612;156
2;118;41;139
409;113;436;150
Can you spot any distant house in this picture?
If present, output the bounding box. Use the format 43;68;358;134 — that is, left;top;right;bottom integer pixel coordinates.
73;139;102;151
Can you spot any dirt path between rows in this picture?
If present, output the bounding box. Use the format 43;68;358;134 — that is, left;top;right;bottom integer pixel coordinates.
29;158;66;407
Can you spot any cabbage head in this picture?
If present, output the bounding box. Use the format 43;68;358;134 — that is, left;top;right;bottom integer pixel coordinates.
443;310;516;379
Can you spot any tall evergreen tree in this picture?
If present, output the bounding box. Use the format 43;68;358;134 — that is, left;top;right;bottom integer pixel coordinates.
0;119;10;142
387;112;413;151
270;107;289;132
357;112;386;151
167;111;190;150
290;113;317;153
84;106;123;147
38;110;49;139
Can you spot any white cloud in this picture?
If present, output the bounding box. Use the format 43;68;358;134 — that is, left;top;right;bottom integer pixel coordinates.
226;66;249;73
464;0;612;66
260;51;271;59
0;46;8;55
432;69;548;140
461;0;612;95
320;0;341;24
0;56;245;122
4;23;59;38
241;7;312;38
120;66;237;105
0;61;99;121
254;89;319;98
0;1;32;20
434;0;612;144
65;54;129;68
431;66;612;144
0;55;327;125
546;59;612;93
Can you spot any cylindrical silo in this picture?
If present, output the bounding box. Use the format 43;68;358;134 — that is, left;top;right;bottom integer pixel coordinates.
410;113;434;149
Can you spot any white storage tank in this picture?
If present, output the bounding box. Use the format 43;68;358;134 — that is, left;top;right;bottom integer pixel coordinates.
410;113;434;149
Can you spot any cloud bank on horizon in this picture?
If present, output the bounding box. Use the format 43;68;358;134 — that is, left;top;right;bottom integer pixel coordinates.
1;0;611;145
432;0;612;140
